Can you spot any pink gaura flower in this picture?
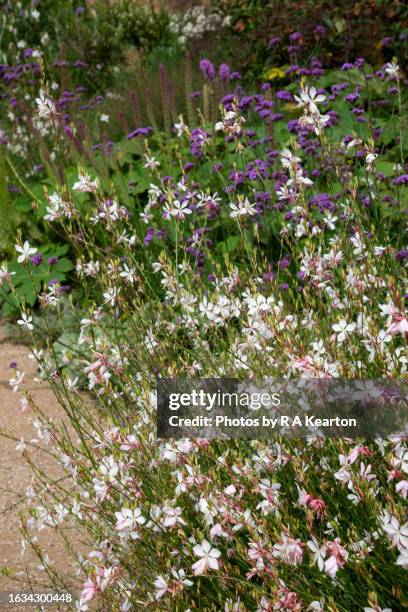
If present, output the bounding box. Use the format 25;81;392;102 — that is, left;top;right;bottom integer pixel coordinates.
386;314;408;336
81;580;99;602
396;480;408;499
273;533;304;565
324;538;348;577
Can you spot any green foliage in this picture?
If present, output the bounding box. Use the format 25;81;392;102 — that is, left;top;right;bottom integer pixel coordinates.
211;0;408;81
0;244;73;315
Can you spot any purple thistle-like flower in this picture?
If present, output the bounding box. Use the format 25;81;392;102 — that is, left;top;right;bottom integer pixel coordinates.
287;45;300;54
48;256;59;266
221;94;235;105
200;59;215;80
219;63;230;81
314;25;326;36
289;32;302;43
381;36;394;47
268;36;281;47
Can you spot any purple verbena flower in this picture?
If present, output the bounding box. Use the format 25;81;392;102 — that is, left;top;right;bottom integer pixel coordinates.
268;36;281;47
30;253;43;266
395;249;408;261
394;174;408;185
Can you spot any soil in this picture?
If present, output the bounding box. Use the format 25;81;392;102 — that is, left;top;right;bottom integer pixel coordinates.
0;328;85;609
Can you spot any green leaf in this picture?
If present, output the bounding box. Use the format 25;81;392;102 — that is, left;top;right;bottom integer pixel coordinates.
218;235;241;255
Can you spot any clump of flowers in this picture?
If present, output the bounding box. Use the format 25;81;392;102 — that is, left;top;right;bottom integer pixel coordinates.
169;6;231;46
3;51;408;611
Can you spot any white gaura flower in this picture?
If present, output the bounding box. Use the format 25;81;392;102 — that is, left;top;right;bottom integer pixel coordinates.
366;152;378;165
280;148;301;169
15;240;37;263
44;192;64;221
299;112;331;135
192;540;221;575
144;155;160;170
332;319;356;343
17;313;33;331
115;507;145;531
171;568;193;588
309;601;325;611
161;501;186;528
66;376;79;391
35;94;56;119
170;200;192;220
307;537;326;571
15;437;26;452
9;370;25;393
229;197;257;219
103;287;120;306
396;548;408;568
294;86;326;113
287;169;313;187
0;263;16;286
381;513;408;550
99;455;119;482
72;172;99;193
174;116;188;137
154;575;169;600
384;61;400;79
323;212;337;230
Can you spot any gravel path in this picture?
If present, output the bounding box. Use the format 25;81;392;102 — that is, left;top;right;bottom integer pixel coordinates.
0;329;85;608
